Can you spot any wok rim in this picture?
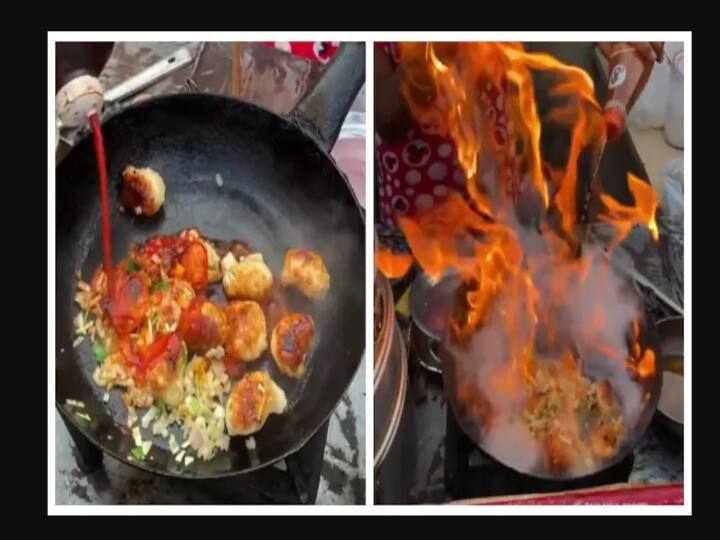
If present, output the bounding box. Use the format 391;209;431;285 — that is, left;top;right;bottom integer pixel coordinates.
55;93;366;479
439;280;663;481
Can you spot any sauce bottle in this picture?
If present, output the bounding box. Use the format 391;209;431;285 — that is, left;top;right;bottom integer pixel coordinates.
602;43;661;142
55;43;114;129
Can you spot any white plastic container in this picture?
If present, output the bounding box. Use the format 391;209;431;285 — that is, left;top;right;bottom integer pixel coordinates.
628;56;669;129
332;111;366;207
664;51;684;148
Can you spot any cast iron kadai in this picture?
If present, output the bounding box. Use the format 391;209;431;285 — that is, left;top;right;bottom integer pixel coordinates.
56;43;366;479
439;277;662;481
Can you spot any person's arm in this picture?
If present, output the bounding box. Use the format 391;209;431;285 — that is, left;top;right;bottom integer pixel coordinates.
56;42;114;93
598;42;664;64
374;46;415;144
598;42;665;140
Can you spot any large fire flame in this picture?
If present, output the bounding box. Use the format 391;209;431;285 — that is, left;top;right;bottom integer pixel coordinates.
378;43;660;474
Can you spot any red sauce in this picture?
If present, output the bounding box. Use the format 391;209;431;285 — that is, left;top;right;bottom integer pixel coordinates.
142;235;185;268
223;356;247;378
276;313;314;369
104;267;149;334
120;333;181;387
264;282;290;330
89;113;114;296
144;235;184;255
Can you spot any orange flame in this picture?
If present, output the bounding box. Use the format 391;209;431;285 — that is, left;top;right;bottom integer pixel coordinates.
636;349;656;379
377;43;659;441
600;173;660;250
375;248;413;279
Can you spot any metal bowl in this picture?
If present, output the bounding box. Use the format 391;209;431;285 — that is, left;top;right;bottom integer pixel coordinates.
373;271;417;503
408;272;461;373
655;316;684;436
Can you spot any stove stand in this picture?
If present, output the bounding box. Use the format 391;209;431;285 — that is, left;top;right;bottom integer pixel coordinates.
59;411;329;504
63;412;104;474
193;420;329;504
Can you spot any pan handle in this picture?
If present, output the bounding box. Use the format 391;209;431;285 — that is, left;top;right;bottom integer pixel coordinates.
289;42;365;153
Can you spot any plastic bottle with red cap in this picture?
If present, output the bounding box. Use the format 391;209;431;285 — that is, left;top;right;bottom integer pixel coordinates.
603;43;663;142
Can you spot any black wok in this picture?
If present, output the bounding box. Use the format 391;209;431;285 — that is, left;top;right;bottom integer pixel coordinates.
56;43;365;479
438;274;662;480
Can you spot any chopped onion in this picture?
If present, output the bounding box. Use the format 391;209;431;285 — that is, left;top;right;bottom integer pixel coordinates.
218;434;230;451
132;426;143;446
65;399;85;408
215;173;223;187
181;439;191;449
188;397;200;415
169;434;180;455
102;392;110;403
141;441;153;455
75;412;92;422
184;455;195;466
152;416;169;435
141;406;157;428
72;336;84;348
74;312;85;331
206;346;225;360
175;450;186;463
189;426;204;449
245;436;256;451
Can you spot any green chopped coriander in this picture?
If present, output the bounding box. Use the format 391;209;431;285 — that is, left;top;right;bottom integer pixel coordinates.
131;447;146;460
126;260;142;272
91;341;107;363
156;401;167;418
188;397;200;415
150;280;169;293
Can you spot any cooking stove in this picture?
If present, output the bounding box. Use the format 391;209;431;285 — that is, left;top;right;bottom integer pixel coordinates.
402;304;680;504
62;413;329;504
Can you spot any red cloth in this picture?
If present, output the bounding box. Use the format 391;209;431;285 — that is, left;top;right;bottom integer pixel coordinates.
256;41;339;64
375;42;521;228
473;483;684;505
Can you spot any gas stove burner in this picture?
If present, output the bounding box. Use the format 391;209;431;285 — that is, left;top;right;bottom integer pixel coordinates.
443;407;634;500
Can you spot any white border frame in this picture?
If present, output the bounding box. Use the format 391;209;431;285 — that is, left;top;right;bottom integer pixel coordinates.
49;31;691;515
